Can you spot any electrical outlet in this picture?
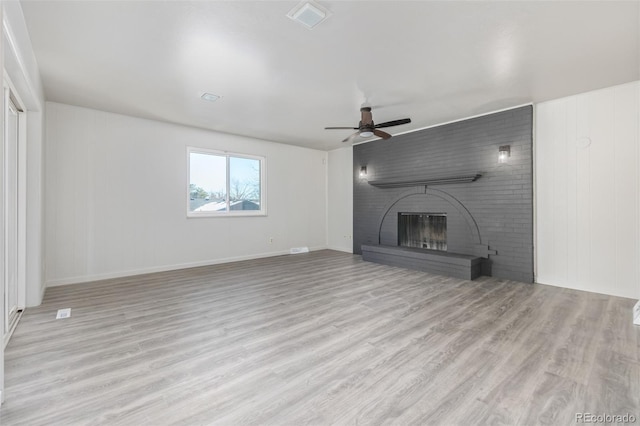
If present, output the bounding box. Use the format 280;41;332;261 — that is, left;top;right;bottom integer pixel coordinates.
56;308;71;319
269;237;274;244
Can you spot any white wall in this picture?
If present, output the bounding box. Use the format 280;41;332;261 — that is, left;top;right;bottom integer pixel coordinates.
45;102;327;286
3;1;46;307
327;147;353;252
536;81;640;299
24;109;44;305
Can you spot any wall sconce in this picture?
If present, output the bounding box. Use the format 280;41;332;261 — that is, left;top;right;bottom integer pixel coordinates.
498;145;510;163
359;166;367;178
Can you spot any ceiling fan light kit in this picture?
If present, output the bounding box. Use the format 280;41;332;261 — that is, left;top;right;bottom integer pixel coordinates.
325;107;411;143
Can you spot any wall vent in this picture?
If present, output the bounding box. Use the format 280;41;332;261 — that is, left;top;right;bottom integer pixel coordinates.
287;1;331;29
290;247;310;254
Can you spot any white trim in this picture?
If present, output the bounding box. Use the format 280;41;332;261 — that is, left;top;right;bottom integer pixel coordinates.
186;146;267;217
535;279;635;301
352;103;534;146
324;154;329;252
3;77;27;315
536;80;640;107
1;15;41;111
531;103;537;283
327;245;353;254
3;309;22;349
2;83;26;343
45;246;329;287
16;90;26;310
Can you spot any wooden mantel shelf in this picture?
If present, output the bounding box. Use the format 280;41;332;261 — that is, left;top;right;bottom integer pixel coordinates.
367;173;482;188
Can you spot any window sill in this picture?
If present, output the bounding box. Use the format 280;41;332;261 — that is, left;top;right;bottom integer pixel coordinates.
187;211;267;219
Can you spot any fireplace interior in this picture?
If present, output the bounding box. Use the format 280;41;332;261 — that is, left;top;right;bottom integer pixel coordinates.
398;213;447;251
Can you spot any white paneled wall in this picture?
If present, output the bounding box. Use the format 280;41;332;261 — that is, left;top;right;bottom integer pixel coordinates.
45;103;328;286
536;81;640;299
327;147;353;252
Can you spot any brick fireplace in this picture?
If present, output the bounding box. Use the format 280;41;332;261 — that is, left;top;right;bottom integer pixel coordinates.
353;106;534;283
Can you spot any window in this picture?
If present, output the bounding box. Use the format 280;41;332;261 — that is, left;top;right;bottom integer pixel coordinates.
188;148;265;217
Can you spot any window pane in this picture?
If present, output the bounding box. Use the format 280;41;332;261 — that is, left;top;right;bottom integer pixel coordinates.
189;152;227;212
229;156;261;211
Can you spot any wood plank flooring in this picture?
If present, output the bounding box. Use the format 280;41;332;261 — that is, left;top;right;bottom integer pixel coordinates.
1;250;638;425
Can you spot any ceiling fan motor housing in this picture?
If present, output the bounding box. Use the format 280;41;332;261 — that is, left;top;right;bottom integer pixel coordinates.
325;106;410;143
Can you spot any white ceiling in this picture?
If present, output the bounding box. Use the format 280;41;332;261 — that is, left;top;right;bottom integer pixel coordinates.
20;1;640;151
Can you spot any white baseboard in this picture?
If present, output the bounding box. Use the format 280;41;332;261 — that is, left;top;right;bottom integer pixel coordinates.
327;245;353;254
46;246;328;287
535;279;640;300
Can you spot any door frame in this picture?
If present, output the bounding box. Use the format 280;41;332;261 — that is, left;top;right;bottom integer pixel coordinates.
2;81;27;346
3;77;26;347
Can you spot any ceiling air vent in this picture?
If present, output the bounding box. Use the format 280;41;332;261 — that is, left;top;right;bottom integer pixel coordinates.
201;93;220;103
287;1;330;29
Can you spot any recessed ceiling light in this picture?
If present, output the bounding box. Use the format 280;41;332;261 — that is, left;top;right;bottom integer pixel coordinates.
201;93;220;102
287;1;331;29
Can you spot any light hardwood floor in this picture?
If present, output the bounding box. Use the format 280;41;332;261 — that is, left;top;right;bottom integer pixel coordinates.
1;250;638;425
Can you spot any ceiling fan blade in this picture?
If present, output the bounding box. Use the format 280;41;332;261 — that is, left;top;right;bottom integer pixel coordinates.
374;118;411;129
342;132;361;143
373;129;392;140
360;107;373;126
325;126;359;130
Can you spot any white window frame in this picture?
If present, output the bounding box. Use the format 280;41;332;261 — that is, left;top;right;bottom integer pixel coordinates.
187;147;267;218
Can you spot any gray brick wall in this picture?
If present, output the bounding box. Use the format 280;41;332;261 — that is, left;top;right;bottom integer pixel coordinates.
353;106;533;283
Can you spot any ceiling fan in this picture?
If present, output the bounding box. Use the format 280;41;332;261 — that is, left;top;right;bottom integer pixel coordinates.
325;107;411;143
